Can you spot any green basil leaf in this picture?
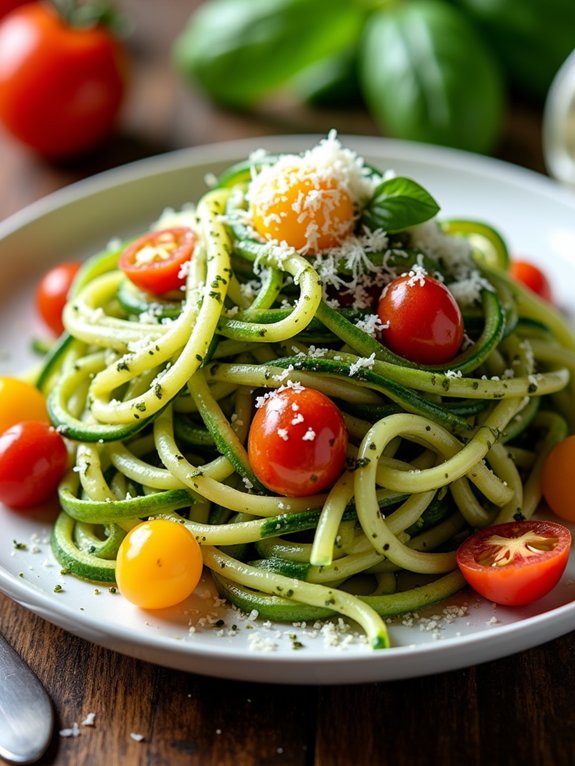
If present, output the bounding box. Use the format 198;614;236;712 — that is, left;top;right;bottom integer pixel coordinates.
358;0;505;154
173;0;365;107
362;176;440;233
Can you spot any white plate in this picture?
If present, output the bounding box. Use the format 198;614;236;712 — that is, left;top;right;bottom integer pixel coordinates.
1;135;575;685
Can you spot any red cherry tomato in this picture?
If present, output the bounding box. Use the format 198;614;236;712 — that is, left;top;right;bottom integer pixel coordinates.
377;273;464;365
0;3;127;158
541;435;575;522
0;421;68;509
119;227;197;296
509;259;553;303
116;519;203;609
36;261;81;335
456;520;571;606
247;385;348;497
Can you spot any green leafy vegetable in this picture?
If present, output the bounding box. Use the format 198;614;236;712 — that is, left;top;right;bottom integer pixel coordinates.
292;48;363;108
359;0;504;154
173;0;365;107
362;176;440;233
173;0;567;154
450;0;575;99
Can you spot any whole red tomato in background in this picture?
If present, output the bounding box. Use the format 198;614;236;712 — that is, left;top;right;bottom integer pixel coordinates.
0;0;30;18
0;2;128;158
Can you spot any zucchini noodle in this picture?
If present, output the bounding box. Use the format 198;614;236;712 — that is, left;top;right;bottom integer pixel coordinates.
40;134;575;650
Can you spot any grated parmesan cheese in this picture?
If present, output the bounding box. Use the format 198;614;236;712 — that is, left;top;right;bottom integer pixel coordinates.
249;130;376;210
354;313;386;337
348;353;376;377
246;131;379;255
449;270;495;306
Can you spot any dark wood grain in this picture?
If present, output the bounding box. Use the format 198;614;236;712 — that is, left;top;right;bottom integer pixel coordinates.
0;1;572;764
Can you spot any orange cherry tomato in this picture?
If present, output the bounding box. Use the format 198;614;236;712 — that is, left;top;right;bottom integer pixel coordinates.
377;273;464;365
115;519;203;609
456;520;571;606
119;227;197;296
0;3;127;158
0;376;48;432
250;164;355;252
247;385;348;497
0;421;68;509
36;261;81;335
509;259;553;303
542;435;575;522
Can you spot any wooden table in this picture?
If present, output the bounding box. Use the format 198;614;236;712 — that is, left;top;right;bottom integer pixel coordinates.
0;3;573;764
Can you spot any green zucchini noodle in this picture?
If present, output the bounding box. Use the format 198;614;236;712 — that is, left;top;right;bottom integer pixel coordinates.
40;134;575;651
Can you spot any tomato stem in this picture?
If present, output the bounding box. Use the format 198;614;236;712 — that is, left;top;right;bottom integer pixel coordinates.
49;0;123;32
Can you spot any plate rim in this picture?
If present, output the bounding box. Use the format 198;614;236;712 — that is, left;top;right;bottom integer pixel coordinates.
1;133;575;684
1;133;573;241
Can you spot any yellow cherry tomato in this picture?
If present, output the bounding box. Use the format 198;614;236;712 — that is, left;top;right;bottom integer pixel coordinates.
116;519;203;609
542;435;575;522
0;376;49;432
250;164;354;253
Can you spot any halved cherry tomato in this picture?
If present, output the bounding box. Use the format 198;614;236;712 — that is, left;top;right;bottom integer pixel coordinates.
0;421;68;509
119;227;196;295
456;520;571;606
36;261;81;335
115;519;203;609
541;435;575;522
377;272;464;365
0;3;128;158
247;385;348;497
0;376;48;432
509;259;553;303
249;163;355;252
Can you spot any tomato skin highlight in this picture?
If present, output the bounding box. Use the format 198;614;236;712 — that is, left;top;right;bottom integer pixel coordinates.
0;4;127;158
0;376;48;432
119;227;196;295
377;273;464;365
456;520;571;606
0;421;68;509
247;386;348;497
542;435;575;522
36;261;81;335
115;520;203;609
509;259;553;303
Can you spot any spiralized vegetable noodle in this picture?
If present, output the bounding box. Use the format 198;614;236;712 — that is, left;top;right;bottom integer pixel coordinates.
40;134;575;649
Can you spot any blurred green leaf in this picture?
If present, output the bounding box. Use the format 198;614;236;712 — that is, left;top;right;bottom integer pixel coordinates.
449;0;575;100
358;0;505;153
173;0;365;107
291;48;364;108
